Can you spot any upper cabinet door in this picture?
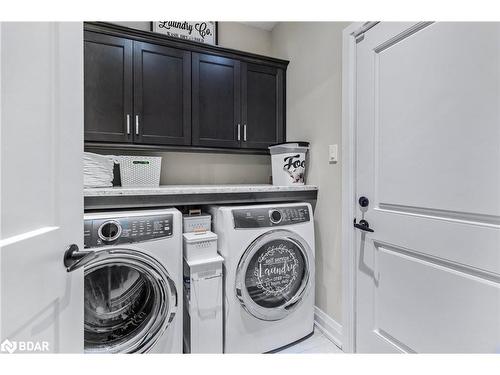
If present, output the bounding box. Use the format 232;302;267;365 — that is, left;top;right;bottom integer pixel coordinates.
133;42;191;146
241;63;284;150
84;32;133;143
192;53;241;148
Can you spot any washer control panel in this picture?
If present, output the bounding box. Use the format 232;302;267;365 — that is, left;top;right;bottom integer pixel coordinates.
233;205;310;229
84;214;173;248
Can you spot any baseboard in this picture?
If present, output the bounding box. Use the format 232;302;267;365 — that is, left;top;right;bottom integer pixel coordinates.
314;306;343;350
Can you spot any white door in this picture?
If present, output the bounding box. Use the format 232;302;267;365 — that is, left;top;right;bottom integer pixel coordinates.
0;23;84;353
355;22;500;353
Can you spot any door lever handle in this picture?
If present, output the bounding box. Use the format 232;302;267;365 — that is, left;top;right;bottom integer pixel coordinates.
63;244;97;272
353;218;374;233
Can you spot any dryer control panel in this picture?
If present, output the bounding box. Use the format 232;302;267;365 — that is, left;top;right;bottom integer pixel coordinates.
84;214;174;248
232;205;310;229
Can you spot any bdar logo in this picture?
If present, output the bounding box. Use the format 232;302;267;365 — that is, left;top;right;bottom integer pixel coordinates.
1;339;17;354
0;339;49;353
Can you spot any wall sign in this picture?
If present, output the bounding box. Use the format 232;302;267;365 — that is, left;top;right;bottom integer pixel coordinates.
245;239;306;308
152;21;217;45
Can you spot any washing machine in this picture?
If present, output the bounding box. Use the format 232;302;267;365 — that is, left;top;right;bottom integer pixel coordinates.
67;208;183;353
207;202;315;353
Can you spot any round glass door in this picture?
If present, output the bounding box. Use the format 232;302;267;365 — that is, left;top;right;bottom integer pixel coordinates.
83;249;177;353
235;230;313;321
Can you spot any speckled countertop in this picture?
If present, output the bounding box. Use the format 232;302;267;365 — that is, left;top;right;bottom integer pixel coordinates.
84;184;318;197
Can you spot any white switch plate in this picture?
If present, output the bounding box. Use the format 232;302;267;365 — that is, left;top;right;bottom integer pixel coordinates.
329;144;338;163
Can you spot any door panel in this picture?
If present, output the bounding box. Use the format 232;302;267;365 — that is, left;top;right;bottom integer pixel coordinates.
375;245;499;353
241;63;284;149
134;42;191;145
0;22;84;352
84;32;133;143
355;22;500;353
192;53;241;148
375;23;500;216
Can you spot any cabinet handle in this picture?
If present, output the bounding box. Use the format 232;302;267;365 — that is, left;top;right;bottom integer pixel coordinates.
243;124;247;142
126;114;131;135
237;123;241;141
135;115;140;135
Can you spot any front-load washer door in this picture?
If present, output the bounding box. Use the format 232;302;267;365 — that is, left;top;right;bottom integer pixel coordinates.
235;230;314;321
83;248;177;353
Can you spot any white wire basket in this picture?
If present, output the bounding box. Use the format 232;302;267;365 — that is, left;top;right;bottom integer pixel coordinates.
115;155;162;187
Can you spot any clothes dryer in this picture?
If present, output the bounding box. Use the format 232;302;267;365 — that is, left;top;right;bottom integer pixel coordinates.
207;203;315;353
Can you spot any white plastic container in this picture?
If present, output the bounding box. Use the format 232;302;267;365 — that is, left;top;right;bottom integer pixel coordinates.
183;213;211;233
115;155;162;187
269;142;310;186
183;255;223;354
183;231;218;262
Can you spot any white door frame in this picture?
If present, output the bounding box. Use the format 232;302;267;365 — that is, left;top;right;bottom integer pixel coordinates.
341;21;378;353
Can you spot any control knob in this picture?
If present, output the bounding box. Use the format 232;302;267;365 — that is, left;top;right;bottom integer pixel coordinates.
269;210;282;224
98;220;122;243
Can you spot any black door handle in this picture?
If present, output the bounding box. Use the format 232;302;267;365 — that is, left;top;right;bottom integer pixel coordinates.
359;196;369;207
63;244;97;272
353;219;374;233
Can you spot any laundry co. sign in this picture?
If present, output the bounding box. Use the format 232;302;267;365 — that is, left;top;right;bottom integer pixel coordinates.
152;21;217;45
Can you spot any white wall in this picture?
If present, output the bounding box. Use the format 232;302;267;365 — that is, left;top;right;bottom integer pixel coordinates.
218;22;272;55
105;22;274;185
271;22;348;323
91;147;271;185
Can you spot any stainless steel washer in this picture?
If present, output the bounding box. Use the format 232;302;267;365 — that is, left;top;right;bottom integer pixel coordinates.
71;209;183;353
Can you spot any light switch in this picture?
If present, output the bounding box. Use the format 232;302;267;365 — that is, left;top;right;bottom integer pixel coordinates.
329;144;338;163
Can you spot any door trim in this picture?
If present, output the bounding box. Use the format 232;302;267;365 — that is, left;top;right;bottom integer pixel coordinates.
341;21;376;354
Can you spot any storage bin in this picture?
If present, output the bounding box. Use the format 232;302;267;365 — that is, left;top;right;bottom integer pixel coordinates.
115;155;161;187
183;231;218;262
269;142;310;186
183;255;223;353
183;213;211;233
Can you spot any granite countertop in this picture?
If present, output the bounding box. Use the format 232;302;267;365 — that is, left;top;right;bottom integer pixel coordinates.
84;184;318;197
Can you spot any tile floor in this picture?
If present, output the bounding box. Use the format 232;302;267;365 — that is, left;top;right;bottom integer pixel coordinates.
277;329;343;354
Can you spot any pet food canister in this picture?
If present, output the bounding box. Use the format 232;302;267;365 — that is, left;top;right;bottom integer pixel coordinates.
269;142;310;186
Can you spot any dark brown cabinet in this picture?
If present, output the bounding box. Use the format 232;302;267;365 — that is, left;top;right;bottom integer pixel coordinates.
241;63;284;149
84;32;133;143
84;22;288;154
192;53;241;148
134;42;191;145
85;34;191;146
191;56;285;150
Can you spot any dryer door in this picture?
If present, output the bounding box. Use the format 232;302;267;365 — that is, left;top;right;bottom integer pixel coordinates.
83;248;177;353
235;230;314;321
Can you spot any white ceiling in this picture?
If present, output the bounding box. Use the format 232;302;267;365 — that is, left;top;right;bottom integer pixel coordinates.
238;22;278;31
